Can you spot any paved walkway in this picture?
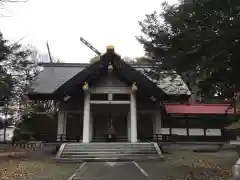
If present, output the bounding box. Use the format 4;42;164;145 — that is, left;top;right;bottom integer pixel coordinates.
68;151;237;180
70;162;149;180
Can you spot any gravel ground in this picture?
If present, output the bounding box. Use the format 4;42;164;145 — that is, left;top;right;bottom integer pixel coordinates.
138;150;238;180
0;150;80;180
0;150;238;180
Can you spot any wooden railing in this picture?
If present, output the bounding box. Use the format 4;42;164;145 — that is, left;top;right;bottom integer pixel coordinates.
0;142;43;152
20;132;235;144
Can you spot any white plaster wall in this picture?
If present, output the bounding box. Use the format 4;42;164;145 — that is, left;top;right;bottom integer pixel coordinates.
205;129;221;136
160;128;222;136
172;128;187;136
189;129;204;136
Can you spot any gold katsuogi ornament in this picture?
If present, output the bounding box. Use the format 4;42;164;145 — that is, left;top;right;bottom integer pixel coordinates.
82;82;89;91
132;81;138;91
107;45;114;50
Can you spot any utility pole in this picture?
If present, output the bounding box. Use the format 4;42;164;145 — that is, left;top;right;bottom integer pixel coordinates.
46;41;53;63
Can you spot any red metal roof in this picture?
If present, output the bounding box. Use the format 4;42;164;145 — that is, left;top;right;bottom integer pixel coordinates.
164;104;238;115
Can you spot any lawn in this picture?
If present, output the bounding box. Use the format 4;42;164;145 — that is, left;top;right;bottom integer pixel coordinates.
0;148;238;180
0;156;80;180
139;150;238;179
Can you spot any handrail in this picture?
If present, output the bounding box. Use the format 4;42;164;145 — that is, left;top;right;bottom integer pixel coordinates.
152;142;164;158
56;143;66;158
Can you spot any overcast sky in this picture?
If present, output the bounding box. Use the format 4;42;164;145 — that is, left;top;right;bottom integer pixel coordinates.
0;0;177;63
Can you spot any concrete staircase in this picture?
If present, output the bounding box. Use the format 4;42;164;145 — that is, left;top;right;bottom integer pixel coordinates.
56;142;163;162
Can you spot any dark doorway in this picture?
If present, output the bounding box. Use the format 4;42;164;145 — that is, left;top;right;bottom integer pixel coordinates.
91;104;129;142
66;112;83;142
137;112;153;141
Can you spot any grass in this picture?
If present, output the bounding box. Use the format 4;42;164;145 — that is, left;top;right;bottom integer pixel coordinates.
0;155;80;180
166;151;234;178
140;150;238;179
0;148;238;180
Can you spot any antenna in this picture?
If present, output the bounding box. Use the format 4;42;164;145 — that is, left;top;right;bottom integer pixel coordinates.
46;41;53;63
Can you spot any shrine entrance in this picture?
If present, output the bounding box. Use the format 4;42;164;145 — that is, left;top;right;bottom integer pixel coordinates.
91;104;129;142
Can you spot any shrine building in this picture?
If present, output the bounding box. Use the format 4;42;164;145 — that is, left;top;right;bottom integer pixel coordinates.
28;46;233;143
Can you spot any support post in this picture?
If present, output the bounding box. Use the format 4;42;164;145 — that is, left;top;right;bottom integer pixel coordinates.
130;92;137;142
89;113;93;142
82;92;90;143
127;112;131;142
57;112;66;141
154;110;162;141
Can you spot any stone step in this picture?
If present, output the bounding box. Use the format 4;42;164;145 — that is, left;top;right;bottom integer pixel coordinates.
65;144;155;146
63;149;156;154
64;142;154;146
62;150;156;154
64;146;155;151
64;146;154;149
64;148;155;151
65;144;155;147
62;151;157;155
57;142;163;162
56;155;162;162
65;142;152;145
61;153;157;158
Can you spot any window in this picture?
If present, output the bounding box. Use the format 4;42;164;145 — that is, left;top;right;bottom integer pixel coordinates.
90;93;108;101
112;94;130;101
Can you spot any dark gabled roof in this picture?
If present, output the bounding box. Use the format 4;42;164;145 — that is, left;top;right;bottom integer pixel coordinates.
53;51;189;101
27;64;86;100
27;51;190;101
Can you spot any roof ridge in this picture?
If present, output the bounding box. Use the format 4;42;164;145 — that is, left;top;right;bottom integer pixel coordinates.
40;63;90;67
40;62;176;70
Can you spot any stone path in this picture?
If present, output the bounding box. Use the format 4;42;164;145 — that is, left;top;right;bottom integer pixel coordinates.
71;162;148;180
69;151;237;180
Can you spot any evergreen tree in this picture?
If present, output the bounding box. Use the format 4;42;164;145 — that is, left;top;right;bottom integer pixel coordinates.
137;0;240;102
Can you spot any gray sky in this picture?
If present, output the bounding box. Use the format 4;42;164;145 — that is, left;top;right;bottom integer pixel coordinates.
1;0;177;63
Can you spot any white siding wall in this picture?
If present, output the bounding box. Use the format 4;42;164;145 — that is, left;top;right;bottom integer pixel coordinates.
160;128;221;136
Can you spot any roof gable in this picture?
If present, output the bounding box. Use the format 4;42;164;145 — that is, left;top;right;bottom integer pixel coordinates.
27;54;190;101
92;73;128;87
53;52;169;101
134;67;190;95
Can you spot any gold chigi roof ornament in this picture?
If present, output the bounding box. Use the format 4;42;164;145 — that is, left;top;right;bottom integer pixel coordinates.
106;45;115;53
82;82;89;91
132;81;138;91
107;45;114;50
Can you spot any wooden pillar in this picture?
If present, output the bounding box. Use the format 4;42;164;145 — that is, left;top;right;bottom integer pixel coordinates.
82;92;90;143
186;118;189;137
57;112;66;141
127;112;131;142
169;116;172;141
130;92;137;142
